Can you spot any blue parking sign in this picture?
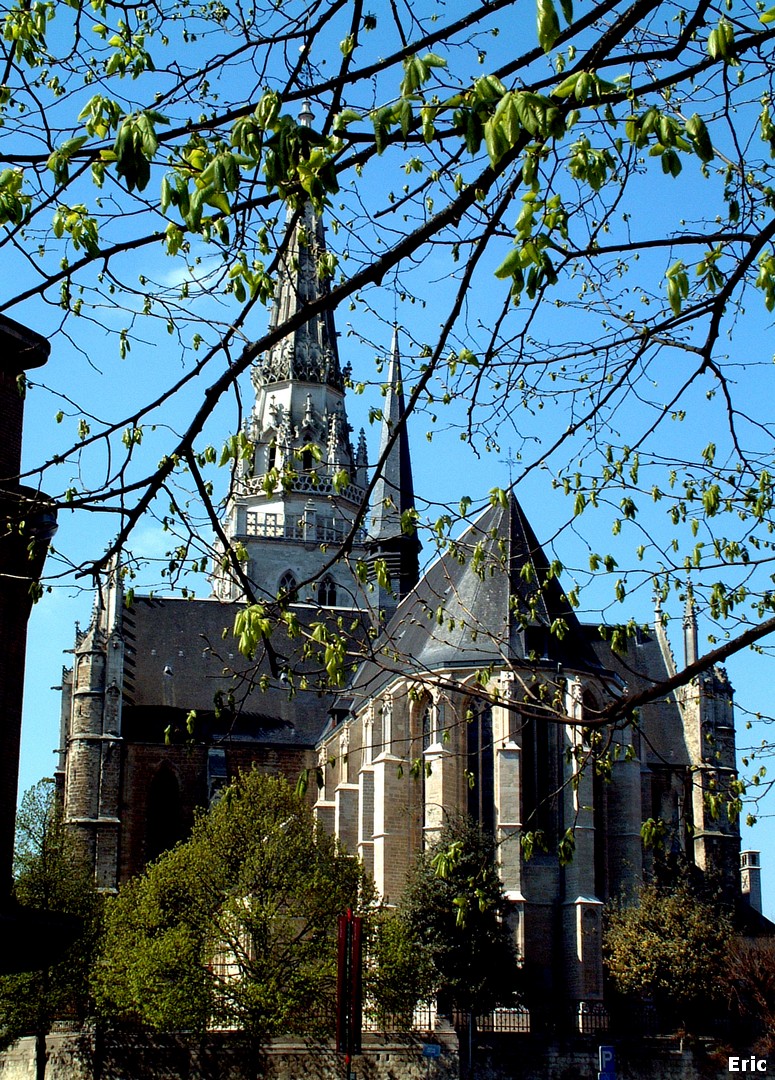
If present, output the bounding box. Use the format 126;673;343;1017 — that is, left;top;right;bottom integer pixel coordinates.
599;1045;616;1074
422;1043;442;1059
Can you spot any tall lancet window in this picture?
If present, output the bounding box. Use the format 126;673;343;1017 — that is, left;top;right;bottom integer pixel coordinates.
146;766;185;863
520;692;558;845
467;703;495;834
381;698;393;756
414;694;433;848
363;707;374;765
421;702;433;752
583;686;608;901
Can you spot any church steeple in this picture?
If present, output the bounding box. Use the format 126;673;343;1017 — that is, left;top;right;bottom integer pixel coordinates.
212;169;366;605
366;327;420;619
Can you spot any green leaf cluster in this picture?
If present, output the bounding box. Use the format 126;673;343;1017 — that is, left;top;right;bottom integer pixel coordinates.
0;781;103;1052
112;110;169;192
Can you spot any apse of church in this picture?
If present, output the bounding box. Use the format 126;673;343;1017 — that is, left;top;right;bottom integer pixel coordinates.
312;488;742;1004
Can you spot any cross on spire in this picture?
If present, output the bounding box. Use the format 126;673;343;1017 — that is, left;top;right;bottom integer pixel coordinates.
500;446;518;487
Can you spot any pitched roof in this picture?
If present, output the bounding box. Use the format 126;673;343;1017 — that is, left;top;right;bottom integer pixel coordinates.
346;493;602;706
583;625;690;766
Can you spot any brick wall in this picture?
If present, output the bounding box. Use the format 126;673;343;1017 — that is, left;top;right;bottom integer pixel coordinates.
118;741;315;884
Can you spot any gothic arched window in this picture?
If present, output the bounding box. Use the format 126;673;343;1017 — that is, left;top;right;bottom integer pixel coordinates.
582;686;608;900
412;694;434;849
318;575;337;607
520;693;558;845
421;702;433;752
279;570;297;599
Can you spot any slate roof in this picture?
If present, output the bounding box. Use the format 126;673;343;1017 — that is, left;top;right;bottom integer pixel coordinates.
584;626;691;767
346;494;605;708
120;596;366;747
119;501;695;757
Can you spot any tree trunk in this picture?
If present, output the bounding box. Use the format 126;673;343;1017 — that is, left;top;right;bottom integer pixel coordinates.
35;1028;47;1080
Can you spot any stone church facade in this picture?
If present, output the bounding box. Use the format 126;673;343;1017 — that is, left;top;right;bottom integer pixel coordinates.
57;183;742;1010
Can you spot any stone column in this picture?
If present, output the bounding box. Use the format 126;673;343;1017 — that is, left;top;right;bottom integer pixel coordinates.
561;678;603;1003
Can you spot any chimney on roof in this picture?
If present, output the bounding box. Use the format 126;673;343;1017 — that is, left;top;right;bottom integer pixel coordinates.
741;850;763;914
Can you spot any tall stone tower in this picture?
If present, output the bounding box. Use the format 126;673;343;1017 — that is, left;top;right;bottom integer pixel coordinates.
212;194;369;608
61;565;124;892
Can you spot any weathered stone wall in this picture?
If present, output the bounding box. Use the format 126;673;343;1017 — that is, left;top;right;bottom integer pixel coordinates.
117;741;315;884
473;1034;746;1080
0;1031;458;1080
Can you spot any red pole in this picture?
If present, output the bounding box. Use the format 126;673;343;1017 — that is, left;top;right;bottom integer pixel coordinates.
336;909;363;1064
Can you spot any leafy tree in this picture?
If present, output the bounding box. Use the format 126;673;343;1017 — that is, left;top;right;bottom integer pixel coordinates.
363;907;436;1027
398;816;521;1017
0;780;102;1080
92;771;373;1040
724;936;775;1055
6;0;775;791
603;876;733;1031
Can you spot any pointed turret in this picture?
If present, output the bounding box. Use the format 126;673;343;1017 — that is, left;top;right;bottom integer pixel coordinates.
355;429;368;490
683;581;698;666
62;556;124;891
365;327;421;619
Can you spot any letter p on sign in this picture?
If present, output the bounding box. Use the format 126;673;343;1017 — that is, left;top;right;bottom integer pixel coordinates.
599;1046;616;1071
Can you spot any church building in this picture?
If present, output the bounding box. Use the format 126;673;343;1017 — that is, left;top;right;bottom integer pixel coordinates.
57;185;743;1014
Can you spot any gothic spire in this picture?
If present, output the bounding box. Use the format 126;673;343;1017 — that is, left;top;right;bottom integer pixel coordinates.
252;198;343;391
369;327;417;541
366;327;420;616
214;144;365;604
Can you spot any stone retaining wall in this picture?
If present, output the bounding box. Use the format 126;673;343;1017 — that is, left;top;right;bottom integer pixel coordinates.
0;1030;458;1080
0;1030;747;1080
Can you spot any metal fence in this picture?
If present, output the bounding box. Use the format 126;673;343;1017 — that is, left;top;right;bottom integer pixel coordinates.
364;1004;532;1036
472;1007;531;1034
363;1000;617;1038
362;1002;437;1034
573;1001;610;1035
